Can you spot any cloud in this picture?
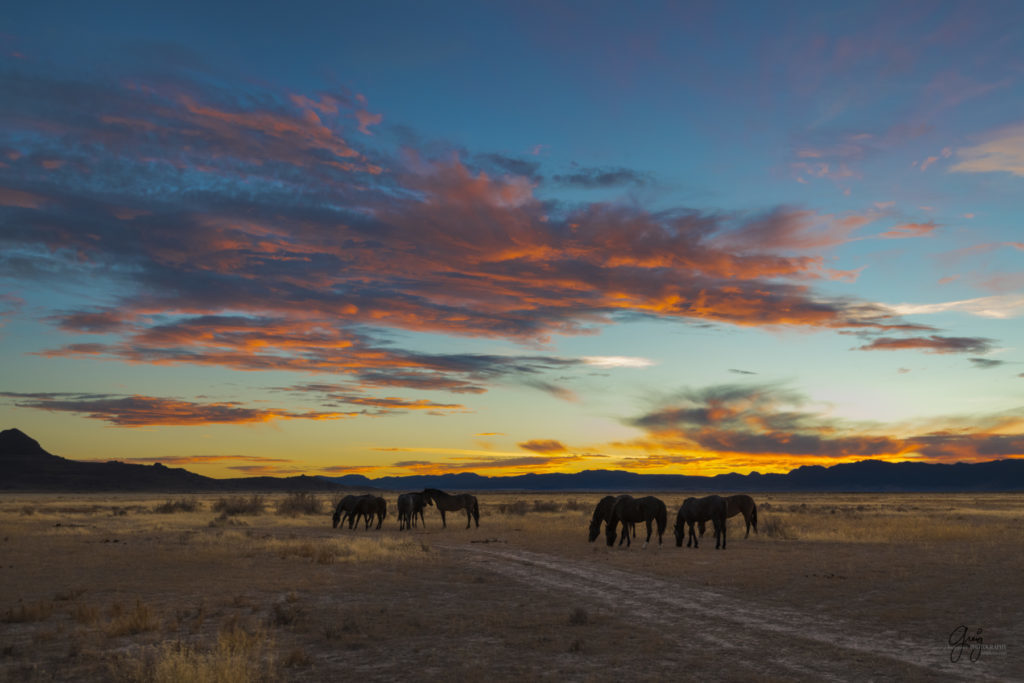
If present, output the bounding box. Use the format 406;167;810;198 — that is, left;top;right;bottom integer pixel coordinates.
582;356;654;368
0;61;962;412
122;454;293;465
475;153;542;180
855;335;994;354
968;357;1006;369
950;123;1024;176
877;221;938;239
889;294;1024;320
624;382;1024;464
0;392;352;426
518;439;568;454
553;166;652;188
270;383;466;414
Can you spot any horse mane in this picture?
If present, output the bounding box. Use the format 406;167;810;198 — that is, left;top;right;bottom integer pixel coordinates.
423;487;449;496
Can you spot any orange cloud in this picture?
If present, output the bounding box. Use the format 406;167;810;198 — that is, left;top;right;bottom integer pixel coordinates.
1;392;354;426
518;439;568;454
878;221;938;239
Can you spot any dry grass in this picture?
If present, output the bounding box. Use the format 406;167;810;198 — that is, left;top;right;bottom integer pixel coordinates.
211;495;266;516
1;490;1022;680
274;492;323;516
153;498;202;514
116;620;278;683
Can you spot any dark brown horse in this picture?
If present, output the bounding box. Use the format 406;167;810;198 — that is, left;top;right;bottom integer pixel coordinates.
397;492;429;530
605;495;667;548
588;495;638;542
349;494;379;530
331;494;363;529
675;495;727;549
698;493;758;539
369;496;387;530
422;488;479;529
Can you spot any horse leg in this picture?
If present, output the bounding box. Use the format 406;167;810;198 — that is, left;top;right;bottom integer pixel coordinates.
440;510;447;528
465;507;471;529
643;520;652;549
744;511;750;538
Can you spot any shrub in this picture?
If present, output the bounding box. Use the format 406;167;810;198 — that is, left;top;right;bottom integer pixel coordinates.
154;498;201;514
497;500;529;515
2;601;54;623
532;500;562;513
212;495;265;516
275;492;322;516
760;515;797;540
107;599;159;636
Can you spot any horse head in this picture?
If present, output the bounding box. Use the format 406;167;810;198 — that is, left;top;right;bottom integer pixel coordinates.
587;518;602;542
673;521;685;547
332;510;341;529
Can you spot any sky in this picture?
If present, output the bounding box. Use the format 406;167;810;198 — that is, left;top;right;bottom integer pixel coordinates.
2;1;1023;479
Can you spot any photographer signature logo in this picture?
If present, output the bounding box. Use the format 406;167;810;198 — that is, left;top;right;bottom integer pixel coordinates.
948;625;983;663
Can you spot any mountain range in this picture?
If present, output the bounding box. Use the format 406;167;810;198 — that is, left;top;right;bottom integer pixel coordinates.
4;427;1024;492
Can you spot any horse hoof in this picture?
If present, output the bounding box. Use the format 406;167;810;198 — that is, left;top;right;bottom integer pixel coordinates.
642;542;648;549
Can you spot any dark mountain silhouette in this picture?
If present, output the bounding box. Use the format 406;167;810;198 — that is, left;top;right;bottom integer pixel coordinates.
0;428;345;492
322;459;1024;492
4;427;1024;492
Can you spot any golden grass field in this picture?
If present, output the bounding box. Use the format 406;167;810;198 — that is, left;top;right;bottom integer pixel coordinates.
1;490;1021;681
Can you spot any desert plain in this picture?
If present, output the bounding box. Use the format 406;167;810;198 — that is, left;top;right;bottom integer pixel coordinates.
0;491;1021;681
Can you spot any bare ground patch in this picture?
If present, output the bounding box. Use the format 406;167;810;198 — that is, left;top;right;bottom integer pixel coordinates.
0;492;1020;681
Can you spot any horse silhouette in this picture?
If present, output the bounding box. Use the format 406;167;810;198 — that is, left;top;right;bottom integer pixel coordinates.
422;488;479;529
397;492;429;530
675;495;727;549
699;494;757;539
605;495;667;548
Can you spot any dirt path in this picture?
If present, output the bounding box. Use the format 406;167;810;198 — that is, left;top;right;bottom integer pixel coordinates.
445;543;990;681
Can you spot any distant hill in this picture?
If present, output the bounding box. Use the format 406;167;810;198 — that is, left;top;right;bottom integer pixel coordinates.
4;427;1024;493
322;459;1024;492
0;428;346;492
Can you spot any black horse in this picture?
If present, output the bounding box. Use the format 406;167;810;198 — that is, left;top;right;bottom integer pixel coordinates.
675;495;727;549
332;494;377;530
331;494;360;529
369;496;387;530
397;492;430;530
605;495;667;548
422;488;479;529
588;495;638;542
699;493;758;539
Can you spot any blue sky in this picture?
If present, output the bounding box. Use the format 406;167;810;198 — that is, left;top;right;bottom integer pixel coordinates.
1;1;1023;477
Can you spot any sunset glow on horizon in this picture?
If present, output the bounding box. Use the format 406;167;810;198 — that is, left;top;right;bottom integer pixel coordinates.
2;2;1023;479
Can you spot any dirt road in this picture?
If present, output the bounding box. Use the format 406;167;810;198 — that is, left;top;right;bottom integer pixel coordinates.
448;543;994;681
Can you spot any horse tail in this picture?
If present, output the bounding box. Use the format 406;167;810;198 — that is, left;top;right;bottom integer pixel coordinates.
656;504;667;537
751;501;758;533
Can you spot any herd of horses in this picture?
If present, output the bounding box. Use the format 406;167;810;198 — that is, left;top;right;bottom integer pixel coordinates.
332;489;480;531
331;488;757;551
587;493;759;549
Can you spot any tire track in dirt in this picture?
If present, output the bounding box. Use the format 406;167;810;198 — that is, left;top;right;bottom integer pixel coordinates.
445;544;987;681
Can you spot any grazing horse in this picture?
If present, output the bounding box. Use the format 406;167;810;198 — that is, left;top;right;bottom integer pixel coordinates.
588;496;638;542
332;494;360;529
699;494;758;539
605;495;667;548
348;494;379;530
675;495;727;549
332;494;376;530
422;488;479;529
370;496;387;530
397;492;430;530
